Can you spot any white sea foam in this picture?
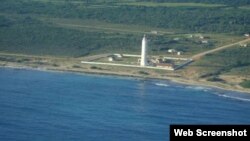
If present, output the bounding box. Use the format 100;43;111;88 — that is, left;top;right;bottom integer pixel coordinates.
155;83;169;87
186;86;209;91
219;94;250;102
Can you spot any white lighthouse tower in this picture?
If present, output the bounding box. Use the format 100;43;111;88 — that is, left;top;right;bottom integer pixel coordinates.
140;35;148;66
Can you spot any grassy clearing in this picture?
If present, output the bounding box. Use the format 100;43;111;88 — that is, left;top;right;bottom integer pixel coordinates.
203;34;244;47
118;2;225;8
43;17;245;56
24;0;85;4
43;17;175;35
239;6;250;10
27;0;137;4
192;44;250;78
229;66;250;76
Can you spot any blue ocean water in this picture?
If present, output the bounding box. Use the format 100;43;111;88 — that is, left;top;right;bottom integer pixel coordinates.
0;68;250;141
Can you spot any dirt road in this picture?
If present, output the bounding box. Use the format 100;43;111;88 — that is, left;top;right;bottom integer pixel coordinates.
192;38;250;60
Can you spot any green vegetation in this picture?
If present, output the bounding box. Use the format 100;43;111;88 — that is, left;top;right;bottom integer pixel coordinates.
138;0;250;6
90;66;102;70
72;65;82;68
0;56;18;62
44;18;174;34
194;46;250;78
240;80;250;88
239;6;250;10
52;63;60;67
119;2;224;7
138;71;149;75
1;0;249;33
207;77;224;82
0;0;249;58
1;14;243;57
0;15;141;56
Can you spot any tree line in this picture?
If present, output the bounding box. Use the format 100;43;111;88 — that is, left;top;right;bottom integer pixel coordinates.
1;1;249;33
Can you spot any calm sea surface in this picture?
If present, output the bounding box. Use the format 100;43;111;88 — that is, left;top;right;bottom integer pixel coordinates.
0;68;250;141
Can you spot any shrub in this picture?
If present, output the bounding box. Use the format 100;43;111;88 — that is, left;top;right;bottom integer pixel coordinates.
138;71;149;75
90;66;102;70
240;80;250;88
72;65;81;68
207;77;224;82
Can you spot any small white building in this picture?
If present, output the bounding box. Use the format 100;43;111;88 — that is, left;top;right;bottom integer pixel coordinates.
173;38;180;41
108;57;114;62
199;35;204;39
240;44;248;47
201;40;208;44
244;33;249;37
177;51;183;56
168;49;176;53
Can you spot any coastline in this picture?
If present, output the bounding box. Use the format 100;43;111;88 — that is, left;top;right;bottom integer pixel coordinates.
1;63;249;95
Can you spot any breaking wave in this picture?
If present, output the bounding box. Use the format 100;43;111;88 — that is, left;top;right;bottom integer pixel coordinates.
154;83;169;87
218;94;250;102
185;86;210;91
